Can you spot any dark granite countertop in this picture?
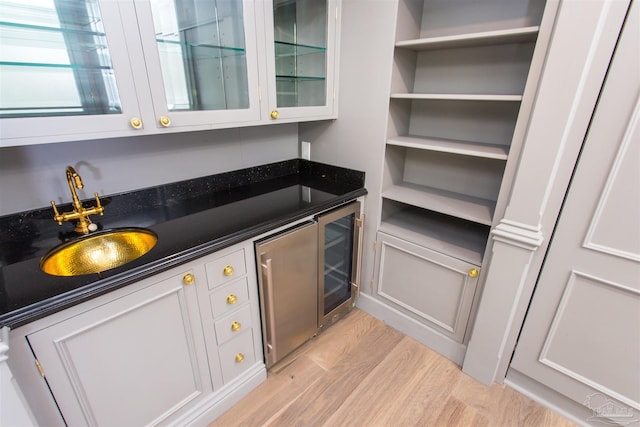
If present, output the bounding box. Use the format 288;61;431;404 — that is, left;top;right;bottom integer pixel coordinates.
0;159;366;328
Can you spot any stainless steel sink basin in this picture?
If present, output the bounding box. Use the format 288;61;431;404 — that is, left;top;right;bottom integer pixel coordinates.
40;228;158;276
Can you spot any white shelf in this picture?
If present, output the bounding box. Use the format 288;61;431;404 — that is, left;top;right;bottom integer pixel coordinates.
396;26;539;51
379;206;488;265
390;93;523;102
387;135;509;160
382;182;495;226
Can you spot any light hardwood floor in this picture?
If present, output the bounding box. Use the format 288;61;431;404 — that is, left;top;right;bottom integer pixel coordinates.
210;309;575;427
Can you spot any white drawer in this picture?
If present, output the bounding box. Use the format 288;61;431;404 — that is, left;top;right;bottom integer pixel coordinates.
210;278;250;318
219;330;256;384
214;304;253;345
205;248;247;290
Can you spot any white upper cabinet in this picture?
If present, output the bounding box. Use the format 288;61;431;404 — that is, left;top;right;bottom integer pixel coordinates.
128;0;261;131
0;0;260;146
259;0;339;122
0;0;144;145
0;0;340;147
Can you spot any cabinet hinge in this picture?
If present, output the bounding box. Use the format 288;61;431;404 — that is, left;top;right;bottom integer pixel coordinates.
373;241;377;251
370;279;374;291
335;6;338;21
258;86;262;102
35;359;45;378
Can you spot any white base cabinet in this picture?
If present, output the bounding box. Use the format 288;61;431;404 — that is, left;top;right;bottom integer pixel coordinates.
375;232;479;343
27;270;211;426
8;240;265;426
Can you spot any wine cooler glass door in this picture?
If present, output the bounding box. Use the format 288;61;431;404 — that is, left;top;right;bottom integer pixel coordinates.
317;201;361;328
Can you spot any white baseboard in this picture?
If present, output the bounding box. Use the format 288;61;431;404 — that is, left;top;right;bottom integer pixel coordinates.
178;363;267;427
505;369;631;427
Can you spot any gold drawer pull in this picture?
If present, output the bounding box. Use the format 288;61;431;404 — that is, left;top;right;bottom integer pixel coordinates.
270;110;279;119
235;353;245;363
231;321;241;332
223;265;234;276
183;273;195;285
227;294;238;305
468;269;479;278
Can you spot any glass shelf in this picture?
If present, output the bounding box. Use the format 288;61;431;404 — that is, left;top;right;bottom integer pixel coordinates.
0;20;106;37
1;61;113;70
156;38;246;58
155;15;234;38
275;75;325;81
274;40;326;57
1;21;109;60
0;1;104;29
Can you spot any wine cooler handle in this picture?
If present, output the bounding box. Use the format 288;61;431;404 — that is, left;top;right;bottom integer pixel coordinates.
261;258;278;362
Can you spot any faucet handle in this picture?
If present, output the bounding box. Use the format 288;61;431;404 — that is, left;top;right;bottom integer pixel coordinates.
94;192;104;215
50;201;63;225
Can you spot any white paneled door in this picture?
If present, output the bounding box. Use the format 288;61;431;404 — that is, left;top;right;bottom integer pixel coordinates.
510;2;639;423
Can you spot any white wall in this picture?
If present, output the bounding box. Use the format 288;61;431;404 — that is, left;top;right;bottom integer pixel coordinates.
0;124;298;216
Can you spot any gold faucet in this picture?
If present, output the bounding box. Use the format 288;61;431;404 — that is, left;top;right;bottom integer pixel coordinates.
51;166;104;234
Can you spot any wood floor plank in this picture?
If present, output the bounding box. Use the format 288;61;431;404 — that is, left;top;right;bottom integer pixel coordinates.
305;308;384;371
322;336;446;427
209;355;324;427
433;397;489;427
390;347;465;426
266;320;404;426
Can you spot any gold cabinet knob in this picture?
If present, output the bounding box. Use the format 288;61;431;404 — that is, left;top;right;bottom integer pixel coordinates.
223;265;234;276
227;294;238;305
270;110;279;119
235;353;245;363
468;268;479;278
130;117;143;129
183;273;195;285
158;115;171;127
231;321;241;332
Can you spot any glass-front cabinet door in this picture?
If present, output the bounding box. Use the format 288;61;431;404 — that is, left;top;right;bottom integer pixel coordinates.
317;201;362;330
263;0;339;122
132;0;261;130
0;0;261;146
0;0;141;145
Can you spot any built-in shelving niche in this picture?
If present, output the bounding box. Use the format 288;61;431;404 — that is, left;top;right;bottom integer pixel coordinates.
382;0;546;268
379;200;490;266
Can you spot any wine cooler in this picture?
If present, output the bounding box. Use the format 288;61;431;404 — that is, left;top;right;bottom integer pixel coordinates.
255;200;363;368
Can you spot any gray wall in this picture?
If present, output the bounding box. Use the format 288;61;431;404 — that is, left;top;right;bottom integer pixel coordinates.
0;124;298;216
299;0;397;294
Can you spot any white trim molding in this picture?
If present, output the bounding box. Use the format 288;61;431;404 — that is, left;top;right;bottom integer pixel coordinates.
462;0;631;386
0;327;37;426
491;219;544;250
